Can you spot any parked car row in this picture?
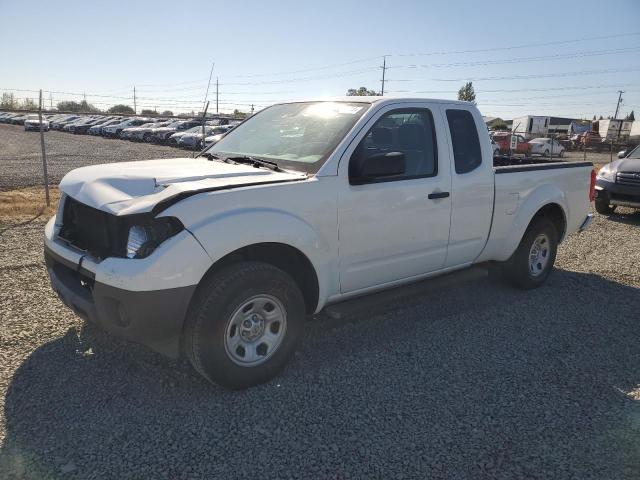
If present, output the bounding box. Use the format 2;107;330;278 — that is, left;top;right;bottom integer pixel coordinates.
0;111;241;149
0;112;49;129
490;131;566;157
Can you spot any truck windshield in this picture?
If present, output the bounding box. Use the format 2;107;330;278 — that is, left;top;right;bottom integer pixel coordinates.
206;101;369;173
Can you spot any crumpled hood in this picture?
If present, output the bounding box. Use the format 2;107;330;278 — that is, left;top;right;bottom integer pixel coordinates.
59;157;306;216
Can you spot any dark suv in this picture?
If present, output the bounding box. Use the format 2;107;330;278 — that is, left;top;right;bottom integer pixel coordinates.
594;145;640;214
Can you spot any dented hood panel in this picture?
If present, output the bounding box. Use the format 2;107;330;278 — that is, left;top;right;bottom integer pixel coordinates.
59;157;306;216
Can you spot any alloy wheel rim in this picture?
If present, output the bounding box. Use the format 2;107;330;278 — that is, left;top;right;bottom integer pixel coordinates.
528;233;550;277
224;294;287;366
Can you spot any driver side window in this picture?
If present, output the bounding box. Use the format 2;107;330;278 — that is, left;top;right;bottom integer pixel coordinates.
349;108;438;184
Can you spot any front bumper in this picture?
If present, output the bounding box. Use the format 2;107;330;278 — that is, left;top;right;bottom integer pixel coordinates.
44;215;212;357
595;177;640;209
45;246;195;357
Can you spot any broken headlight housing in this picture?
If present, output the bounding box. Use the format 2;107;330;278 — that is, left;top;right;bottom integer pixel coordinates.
126;217;184;259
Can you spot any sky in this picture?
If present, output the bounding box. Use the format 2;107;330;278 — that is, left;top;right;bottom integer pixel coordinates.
1;0;639;119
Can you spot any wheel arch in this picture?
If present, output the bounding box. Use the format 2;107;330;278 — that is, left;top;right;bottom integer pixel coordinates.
194;242;320;315
531;202;566;241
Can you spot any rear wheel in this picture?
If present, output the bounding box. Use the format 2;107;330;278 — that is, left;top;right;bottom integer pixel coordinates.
595;198;616;215
501;216;558;289
143;133;152;143
184;262;305;389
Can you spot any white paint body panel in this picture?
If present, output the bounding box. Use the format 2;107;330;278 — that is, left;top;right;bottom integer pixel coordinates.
335;101;452;292
49;97;593;313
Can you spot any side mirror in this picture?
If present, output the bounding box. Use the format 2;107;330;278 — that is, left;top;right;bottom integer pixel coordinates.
351;151;405;184
617;150;627;159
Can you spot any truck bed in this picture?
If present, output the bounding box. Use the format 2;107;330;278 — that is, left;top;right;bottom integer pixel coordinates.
493;155;592;173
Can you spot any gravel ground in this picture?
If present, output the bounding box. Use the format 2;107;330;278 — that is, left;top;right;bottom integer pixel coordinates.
0;124;182;191
0;126;639;479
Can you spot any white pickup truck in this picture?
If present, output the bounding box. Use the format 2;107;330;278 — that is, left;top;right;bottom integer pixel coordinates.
44;98;595;388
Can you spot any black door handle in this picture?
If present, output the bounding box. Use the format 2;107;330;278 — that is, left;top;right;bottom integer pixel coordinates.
428;191;450;199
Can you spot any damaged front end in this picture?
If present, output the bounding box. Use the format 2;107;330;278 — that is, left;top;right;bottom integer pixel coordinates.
58;196;184;260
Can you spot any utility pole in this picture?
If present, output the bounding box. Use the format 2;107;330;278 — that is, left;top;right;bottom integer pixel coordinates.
38;89;50;206
133;86;137;115
380;56;387;96
251;104;254;115
216;77;219;114
613;90;624;119
196;101;210;158
202;62;215;116
609;91;624;162
49;92;52;109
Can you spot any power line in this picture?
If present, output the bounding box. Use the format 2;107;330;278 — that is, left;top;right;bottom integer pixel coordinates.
391;32;640;57
423;66;640;82
222;55;381;78
388;46;640;69
386;83;638;95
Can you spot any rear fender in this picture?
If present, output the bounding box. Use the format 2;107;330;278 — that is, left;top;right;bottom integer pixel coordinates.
481;183;568;262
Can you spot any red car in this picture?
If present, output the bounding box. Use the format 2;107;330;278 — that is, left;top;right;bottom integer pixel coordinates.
580;131;604;147
491;132;530;154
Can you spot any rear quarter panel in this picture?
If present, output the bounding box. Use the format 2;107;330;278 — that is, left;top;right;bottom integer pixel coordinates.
476;165;592;262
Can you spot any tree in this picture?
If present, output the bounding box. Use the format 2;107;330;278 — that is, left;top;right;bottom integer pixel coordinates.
0;92;18;109
161;110;174;116
488;118;509;131
108;104;135;114
346;87;380;96
599;115;604;120
56;100;101;113
140;109;157;115
625;110;635;121
457;82;476;104
233;109;248;118
21;98;38;110
592;115;597;121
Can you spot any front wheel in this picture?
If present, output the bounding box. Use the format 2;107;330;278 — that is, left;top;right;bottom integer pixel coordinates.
184;261;305;389
501;216;558;289
543;149;550;157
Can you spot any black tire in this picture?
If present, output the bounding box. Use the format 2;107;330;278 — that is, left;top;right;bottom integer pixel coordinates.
501;216;558;290
543;149;549;157
595;198;615;215
184;261;305;389
143;133;151;143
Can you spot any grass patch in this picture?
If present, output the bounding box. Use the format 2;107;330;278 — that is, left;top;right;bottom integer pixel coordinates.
0;186;60;222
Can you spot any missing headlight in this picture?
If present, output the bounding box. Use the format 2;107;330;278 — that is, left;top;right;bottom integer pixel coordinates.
126;217;184;259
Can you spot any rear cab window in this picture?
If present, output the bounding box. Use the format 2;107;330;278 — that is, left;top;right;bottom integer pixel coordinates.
446;109;482;174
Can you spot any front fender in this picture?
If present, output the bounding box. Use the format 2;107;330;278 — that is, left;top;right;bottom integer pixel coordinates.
173;207;333;312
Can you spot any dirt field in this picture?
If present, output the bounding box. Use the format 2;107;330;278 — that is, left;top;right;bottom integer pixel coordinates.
0;124;639;479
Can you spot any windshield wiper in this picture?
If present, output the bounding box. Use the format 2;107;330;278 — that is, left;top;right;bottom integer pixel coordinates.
224;155;283;172
199;151;224;161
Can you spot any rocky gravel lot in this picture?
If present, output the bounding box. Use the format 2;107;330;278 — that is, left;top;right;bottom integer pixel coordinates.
0;125;639;479
0;124;180;191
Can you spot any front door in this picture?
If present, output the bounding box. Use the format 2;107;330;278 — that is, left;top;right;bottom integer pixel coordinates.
337;105;452;293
